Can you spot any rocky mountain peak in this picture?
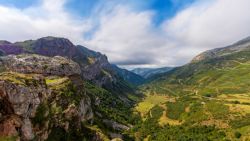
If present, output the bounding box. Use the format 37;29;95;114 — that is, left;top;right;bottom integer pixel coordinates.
0;36;136;98
33;36;77;58
192;36;250;62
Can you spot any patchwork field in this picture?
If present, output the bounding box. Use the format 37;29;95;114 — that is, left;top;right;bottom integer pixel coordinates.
135;93;169;117
132;84;250;141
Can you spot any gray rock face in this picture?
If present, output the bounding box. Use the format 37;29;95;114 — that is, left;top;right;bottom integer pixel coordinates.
0;73;50;140
0;54;95;141
0;79;47;118
103;119;130;131
0;54;81;76
0;37;134;140
33;37;77;58
79;53;116;87
0;37;134;98
21;118;35;140
192;36;250;62
78;97;93;122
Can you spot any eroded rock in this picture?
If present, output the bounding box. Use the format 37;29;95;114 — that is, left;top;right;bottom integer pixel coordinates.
0;54;81;76
103;119;130;131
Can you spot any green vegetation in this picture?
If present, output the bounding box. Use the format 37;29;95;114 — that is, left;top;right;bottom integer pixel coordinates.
135;94;168;117
128;49;250;140
2;37;250;140
45;77;68;85
0;136;17;141
0;72;39;86
84;81;134;125
166;101;187;120
15;40;36;52
32;102;48;125
234;131;242;139
154;125;227;141
230;114;250;129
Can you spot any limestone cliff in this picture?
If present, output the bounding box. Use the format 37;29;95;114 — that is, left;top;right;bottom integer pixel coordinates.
0;54;132;141
0;55;94;141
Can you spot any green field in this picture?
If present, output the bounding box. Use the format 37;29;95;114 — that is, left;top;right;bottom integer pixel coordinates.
135;93;169;117
129;57;250;140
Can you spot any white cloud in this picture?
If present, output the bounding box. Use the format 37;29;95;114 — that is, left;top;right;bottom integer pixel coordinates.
85;6;168;66
86;0;250;68
0;0;250;68
163;0;250;53
0;0;90;44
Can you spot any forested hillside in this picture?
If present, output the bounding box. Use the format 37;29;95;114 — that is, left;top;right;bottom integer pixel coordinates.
129;37;250;141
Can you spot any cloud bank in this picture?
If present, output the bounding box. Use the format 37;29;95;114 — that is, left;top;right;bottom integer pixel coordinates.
0;0;250;68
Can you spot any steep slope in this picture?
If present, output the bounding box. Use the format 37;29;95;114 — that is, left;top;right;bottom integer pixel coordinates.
130;37;250;140
0;54;135;141
111;65;145;86
0;37;136;101
132;67;173;79
192;36;250;62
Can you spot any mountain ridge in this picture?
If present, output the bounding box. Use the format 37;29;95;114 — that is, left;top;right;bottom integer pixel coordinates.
131;67;173;79
0;36;138;95
2;35;250;140
0;37;140;141
111;64;145;86
131;36;250;140
192;36;250;63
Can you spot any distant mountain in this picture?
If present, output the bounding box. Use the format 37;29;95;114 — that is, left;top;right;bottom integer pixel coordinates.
132;67;173;78
150;36;250;87
111;65;145;86
132;36;250;140
192;36;250;62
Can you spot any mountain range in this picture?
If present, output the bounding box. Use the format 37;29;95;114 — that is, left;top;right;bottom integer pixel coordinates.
131;67;173;79
1;36;250;141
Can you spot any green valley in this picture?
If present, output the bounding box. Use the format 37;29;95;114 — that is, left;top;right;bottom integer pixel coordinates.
1;36;250;141
127;37;250;141
1;0;250;140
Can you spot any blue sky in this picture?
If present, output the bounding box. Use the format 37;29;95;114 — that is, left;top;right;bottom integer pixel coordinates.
0;0;37;8
0;0;250;68
0;0;196;25
63;0;197;39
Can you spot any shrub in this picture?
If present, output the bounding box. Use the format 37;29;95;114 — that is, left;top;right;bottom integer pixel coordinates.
234;131;242;139
204;93;212;97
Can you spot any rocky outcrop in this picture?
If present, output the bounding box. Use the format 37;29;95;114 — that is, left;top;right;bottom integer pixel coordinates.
0;37;132;90
0;72;49;140
0;75;47;117
192;36;250;63
103;119;130;131
0;54;81;76
0;37;136;140
78;97;93;122
0;55;94;141
0;115;21;137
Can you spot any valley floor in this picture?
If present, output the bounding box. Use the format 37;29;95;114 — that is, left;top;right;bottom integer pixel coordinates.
128;85;250;141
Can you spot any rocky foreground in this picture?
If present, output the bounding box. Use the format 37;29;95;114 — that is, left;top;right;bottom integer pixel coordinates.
0;54;91;140
0;54;133;141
